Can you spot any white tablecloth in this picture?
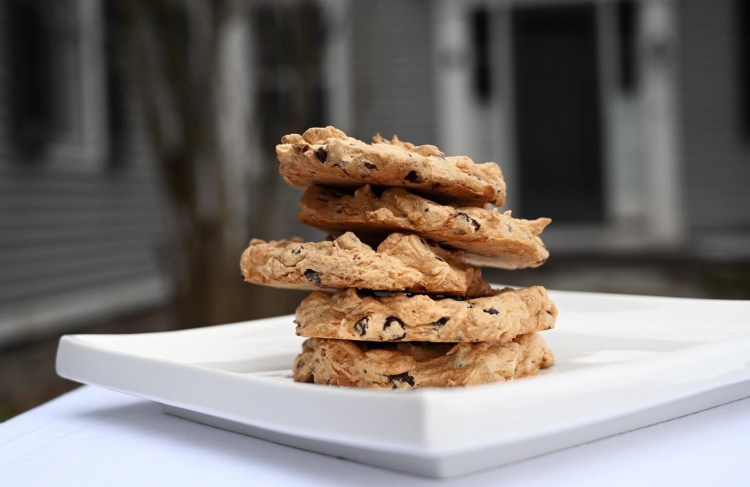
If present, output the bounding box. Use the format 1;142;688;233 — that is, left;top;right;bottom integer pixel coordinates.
1;386;749;486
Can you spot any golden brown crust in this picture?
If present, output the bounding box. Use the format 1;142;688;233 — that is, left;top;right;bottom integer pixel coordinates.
240;232;491;296
276;126;506;206
299;185;550;269
295;286;557;342
293;334;554;388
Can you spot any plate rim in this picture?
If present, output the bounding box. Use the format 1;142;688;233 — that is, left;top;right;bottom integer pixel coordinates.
55;290;750;476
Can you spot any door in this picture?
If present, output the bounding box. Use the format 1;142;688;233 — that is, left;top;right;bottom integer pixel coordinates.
512;4;604;222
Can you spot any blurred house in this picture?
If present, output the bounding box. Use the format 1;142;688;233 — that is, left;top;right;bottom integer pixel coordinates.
247;0;750;257
1;0;748;345
0;0;169;346
343;0;750;258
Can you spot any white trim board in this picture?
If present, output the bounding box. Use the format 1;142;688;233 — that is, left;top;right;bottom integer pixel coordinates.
0;276;170;347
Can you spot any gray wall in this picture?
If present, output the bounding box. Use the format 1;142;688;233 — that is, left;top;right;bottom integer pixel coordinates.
0;159;166;303
351;0;437;145
0;155;169;344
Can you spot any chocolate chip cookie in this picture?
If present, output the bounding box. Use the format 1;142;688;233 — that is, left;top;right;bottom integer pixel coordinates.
293;333;554;388
240;232;491;296
299;185;550;269
295;286;557;342
276;126;506;206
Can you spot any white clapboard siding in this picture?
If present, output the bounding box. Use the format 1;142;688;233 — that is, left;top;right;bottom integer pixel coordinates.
350;0;437;145
0;84;168;346
0;156;169;341
678;0;750;229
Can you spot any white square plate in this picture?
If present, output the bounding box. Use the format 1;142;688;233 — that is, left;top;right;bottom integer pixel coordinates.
56;290;750;478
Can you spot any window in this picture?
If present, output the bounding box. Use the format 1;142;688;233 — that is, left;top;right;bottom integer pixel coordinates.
470;7;492;102
737;0;750;139
2;0;107;168
251;1;327;156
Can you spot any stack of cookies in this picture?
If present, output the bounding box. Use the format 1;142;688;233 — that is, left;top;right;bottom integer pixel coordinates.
240;126;557;389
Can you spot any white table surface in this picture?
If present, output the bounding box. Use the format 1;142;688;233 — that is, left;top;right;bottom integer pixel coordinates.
1;386;749;486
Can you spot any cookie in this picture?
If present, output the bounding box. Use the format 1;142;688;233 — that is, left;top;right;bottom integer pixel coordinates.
240;232;491;296
295;286;557;342
276;126;506;206
299;185;550;269
293;333;554;388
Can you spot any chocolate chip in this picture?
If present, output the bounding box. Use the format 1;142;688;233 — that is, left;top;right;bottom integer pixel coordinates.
354;317;369;336
363;161;378;170
384;316;404;328
430;317;450;329
484;307;499;315
291;246;304;255
303;269;321;284
383;316;406;340
315;147;327;163
387;372;415;388
405;170;419;183
457;213;481;231
435;256;445;262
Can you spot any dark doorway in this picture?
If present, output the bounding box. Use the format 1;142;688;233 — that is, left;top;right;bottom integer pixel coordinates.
512;4;604;222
